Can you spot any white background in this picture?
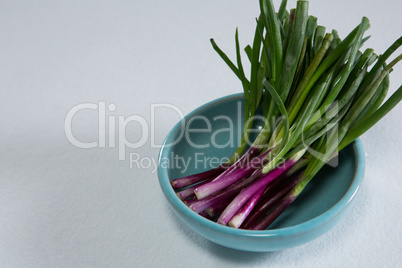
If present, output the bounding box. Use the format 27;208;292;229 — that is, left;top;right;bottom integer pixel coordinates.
1;0;401;267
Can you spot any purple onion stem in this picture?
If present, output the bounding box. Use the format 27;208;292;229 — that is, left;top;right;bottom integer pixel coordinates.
205;193;237;217
176;177;215;200
199;211;214;220
228;187;265;228
189;170;263;213
170;165;226;189
194;149;271;200
230;145;266;172
249;191;298;230
182;198;197;206
241;173;304;229
170;145;265;190
217;158;298;225
210;145;266;183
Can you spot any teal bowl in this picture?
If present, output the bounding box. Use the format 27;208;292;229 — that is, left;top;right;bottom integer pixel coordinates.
158;93;365;252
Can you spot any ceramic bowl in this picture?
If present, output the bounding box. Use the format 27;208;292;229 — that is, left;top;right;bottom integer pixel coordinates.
157;93;365;252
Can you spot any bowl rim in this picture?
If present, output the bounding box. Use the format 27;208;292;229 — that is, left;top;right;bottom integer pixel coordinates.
158;93;365;238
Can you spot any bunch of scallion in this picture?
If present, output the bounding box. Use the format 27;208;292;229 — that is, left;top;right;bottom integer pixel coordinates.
170;0;402;230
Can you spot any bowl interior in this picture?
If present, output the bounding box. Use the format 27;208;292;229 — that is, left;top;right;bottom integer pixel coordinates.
158;93;364;253
161;94;361;229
